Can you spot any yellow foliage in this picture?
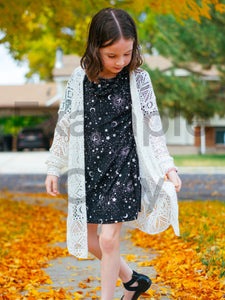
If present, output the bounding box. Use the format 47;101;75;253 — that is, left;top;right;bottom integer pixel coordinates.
0;192;71;299
121;0;225;22
1;191;225;299
130;200;225;299
1;0;224;80
124;254;138;262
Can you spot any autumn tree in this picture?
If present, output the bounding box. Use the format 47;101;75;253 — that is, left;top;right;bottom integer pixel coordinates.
0;0;224;80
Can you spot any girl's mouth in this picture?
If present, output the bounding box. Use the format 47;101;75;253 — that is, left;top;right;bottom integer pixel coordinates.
114;67;123;71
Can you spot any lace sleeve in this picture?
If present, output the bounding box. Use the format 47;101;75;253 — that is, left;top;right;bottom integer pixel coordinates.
45;72;75;177
136;69;176;175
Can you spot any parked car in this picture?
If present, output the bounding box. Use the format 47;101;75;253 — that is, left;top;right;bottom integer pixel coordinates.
17;128;49;151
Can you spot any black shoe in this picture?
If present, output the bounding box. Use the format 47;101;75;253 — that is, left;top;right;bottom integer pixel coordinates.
120;270;152;300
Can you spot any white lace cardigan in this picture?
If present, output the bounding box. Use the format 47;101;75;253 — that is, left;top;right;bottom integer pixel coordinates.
45;66;180;258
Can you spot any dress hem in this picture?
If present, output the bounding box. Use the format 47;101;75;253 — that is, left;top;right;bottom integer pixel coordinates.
87;215;138;224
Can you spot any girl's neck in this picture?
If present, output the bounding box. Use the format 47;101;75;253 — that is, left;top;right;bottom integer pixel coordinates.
98;72;118;80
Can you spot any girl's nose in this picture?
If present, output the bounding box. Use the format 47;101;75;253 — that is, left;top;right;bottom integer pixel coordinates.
116;57;124;66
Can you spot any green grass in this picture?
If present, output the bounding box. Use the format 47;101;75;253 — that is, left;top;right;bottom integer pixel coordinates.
173;154;225;167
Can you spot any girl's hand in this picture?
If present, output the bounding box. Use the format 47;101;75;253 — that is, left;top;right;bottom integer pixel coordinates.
166;170;182;193
45;175;60;196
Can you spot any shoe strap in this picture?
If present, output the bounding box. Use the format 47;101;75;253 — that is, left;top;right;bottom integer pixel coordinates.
123;271;139;291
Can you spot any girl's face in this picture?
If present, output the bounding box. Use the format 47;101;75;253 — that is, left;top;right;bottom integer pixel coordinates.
99;38;133;79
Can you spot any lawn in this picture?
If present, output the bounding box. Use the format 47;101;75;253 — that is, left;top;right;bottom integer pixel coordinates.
173;154;225;167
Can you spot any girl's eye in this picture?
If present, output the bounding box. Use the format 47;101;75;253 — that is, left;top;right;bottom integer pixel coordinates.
108;56;115;58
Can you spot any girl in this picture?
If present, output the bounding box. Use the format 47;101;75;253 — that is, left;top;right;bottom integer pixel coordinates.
45;7;182;300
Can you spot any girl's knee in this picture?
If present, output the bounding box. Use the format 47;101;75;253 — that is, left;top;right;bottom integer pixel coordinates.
99;224;121;254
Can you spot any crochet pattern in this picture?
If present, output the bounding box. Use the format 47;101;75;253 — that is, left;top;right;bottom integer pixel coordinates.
45;67;179;258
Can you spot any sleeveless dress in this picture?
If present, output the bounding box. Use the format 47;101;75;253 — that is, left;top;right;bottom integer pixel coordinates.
83;68;141;224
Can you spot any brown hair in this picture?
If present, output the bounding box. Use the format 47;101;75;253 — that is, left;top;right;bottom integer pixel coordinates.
80;8;143;82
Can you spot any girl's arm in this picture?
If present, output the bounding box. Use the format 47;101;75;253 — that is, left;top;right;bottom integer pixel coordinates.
137;69;181;191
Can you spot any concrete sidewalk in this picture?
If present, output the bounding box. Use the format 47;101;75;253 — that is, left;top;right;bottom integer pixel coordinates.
8;194;169;299
0;151;49;174
38;226;169;299
0;151;225;174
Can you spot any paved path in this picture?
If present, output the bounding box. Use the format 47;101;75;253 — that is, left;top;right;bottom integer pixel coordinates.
38;227;169;299
0;151;49;174
5;194;169;299
0;151;225;175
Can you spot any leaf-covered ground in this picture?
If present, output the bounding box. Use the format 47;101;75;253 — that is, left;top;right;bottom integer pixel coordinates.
130;200;225;299
0;192;70;299
0;191;224;299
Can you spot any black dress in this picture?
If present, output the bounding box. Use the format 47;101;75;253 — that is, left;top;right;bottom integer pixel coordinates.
83;68;141;224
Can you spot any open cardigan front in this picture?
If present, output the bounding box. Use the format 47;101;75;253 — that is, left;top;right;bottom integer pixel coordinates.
45;66;180;258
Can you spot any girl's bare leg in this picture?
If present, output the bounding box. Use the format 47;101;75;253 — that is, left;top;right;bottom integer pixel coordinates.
88;223;137;300
99;223;122;300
